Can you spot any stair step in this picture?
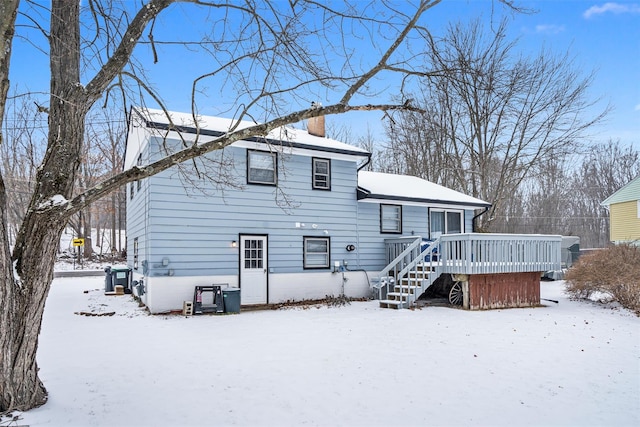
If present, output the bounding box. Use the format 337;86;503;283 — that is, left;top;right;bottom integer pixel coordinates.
402;277;428;284
379;299;406;309
387;292;413;303
395;284;419;290
392;286;422;296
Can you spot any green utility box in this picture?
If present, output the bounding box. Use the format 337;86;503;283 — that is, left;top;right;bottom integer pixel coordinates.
105;266;132;294
222;288;241;313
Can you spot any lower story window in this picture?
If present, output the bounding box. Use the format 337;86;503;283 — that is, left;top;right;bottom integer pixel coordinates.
430;209;463;238
380;204;402;233
304;237;330;269
133;237;139;270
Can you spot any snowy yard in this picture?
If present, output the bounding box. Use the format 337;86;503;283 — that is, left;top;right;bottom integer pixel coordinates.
14;276;640;426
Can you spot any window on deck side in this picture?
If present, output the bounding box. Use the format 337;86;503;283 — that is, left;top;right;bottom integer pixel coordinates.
430;209;463;238
380;204;402;234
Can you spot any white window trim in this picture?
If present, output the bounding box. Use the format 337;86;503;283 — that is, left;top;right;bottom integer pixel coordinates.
430;208;464;237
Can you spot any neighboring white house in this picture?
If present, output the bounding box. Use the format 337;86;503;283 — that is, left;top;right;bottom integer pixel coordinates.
124;108;491;313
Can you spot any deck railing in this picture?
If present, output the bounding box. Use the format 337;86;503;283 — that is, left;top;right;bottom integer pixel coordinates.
439;233;562;275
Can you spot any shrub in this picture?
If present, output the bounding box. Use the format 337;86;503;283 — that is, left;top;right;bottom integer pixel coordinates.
565;243;640;315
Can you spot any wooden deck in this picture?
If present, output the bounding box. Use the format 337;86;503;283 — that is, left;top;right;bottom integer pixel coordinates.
378;233;562;309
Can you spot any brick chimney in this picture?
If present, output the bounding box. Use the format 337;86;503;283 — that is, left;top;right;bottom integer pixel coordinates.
307;102;325;137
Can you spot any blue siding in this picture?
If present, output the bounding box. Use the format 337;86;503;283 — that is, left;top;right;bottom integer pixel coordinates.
129;135;483;279
465;210;474;232
143;142;361;277
126;141;150;275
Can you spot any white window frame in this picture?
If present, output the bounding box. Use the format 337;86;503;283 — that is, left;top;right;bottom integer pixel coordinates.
430;208;463;238
247;150;277;185
303;237;330;269
380;204;402;234
312;157;331;190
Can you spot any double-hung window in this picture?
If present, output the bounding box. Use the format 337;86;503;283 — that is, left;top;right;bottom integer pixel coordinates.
303;237;330;269
312;158;331;190
380;204;402;234
247;150;277;185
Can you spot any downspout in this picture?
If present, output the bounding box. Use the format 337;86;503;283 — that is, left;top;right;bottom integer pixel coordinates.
472;206;490;232
357;153;372;171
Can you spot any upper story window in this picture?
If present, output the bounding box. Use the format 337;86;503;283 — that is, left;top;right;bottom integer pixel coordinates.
247;150;277;185
303;236;330;269
136;154;143;191
312;157;331;190
380;204;402;234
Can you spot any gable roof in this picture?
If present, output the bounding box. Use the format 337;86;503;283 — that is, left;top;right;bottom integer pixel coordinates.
601;176;640;207
357;171;491;209
125;107;369;169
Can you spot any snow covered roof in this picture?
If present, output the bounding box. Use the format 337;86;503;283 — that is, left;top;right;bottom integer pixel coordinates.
357;171;491;209
125;107;369;169
601;175;640;207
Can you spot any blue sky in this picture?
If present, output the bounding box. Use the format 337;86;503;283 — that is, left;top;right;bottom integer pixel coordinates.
7;0;640;150
339;0;640;149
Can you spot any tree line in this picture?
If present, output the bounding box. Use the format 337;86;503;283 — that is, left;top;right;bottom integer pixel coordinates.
354;19;636;248
1;96;126;257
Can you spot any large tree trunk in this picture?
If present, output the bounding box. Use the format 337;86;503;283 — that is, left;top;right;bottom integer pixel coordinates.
1;0;86;411
2;0;174;411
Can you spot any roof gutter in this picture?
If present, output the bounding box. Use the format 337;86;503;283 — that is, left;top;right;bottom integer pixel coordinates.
357;153;372;171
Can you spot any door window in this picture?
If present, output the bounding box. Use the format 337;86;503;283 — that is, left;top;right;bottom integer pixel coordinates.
243;239;264;269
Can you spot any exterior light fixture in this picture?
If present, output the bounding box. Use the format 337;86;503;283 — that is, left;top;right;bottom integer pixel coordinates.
346;244;356;252
231;240;238;248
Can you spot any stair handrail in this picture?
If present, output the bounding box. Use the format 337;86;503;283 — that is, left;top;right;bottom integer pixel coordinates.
378;237;440;304
377;236;422;299
394;238;441;306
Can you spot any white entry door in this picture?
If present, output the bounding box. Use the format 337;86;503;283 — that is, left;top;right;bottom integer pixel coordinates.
240;235;268;305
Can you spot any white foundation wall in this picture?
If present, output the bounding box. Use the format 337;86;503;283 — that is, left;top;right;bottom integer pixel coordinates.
267;271;373;303
140;271;374;314
143;275;239;314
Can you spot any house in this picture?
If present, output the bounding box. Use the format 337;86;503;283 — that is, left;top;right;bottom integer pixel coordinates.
601;176;640;245
124;108;561;313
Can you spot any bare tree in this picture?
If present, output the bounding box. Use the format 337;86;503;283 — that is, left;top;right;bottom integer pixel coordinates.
569;140;640;247
384;18;607;230
0;0;533;413
0;94;47;244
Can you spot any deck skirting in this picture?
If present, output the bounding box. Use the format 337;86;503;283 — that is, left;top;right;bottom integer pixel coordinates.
467;271;541;310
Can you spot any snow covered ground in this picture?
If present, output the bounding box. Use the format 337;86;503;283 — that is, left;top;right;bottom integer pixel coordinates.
12;277;640;427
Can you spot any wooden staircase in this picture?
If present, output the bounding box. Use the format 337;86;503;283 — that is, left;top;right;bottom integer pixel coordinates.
376;238;442;309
